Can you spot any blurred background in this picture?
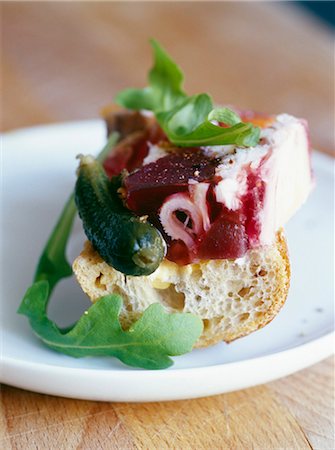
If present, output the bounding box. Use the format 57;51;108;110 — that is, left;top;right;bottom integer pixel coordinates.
2;1;334;153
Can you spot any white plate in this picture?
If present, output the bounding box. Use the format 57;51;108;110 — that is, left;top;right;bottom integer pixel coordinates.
1;121;334;402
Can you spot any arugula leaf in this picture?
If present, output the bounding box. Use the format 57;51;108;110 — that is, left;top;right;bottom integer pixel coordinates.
116;39;260;148
208;107;242;126
18;281;202;369
34;132;120;293
116;39;186;112
18;131;203;369
156;94;212;136
34;194;76;294
157;96;260;147
148;38;186;110
115;87;155;112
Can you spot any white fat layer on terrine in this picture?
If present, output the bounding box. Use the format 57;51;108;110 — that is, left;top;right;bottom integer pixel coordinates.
210;113;313;245
259;114;313;244
213;145;268;210
142;142;167;165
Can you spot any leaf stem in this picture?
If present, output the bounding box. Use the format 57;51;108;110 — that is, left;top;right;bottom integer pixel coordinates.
34;132;119;294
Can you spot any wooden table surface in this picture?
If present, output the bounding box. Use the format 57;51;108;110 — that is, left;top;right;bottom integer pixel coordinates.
1;2;334;449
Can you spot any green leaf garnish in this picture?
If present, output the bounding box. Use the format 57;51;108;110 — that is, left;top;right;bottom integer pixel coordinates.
116;39;260;147
156;97;260;147
18;281;202;370
18;132;203;369
33;132;120;294
116;39;186;113
208;107;243;126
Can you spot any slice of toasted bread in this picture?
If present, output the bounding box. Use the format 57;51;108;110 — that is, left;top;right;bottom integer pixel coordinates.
72;229;290;348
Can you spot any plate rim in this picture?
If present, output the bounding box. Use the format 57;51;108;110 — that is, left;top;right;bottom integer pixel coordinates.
1;332;333;402
2;330;334;376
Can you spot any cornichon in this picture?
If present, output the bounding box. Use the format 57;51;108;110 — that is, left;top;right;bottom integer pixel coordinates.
75;155;166;276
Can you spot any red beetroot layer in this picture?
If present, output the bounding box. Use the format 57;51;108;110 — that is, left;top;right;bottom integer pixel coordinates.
123;149;265;264
125;150;219;215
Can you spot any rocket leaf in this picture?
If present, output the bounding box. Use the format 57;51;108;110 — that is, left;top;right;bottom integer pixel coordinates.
116;39;260;147
116;38;186;113
33;132;120;294
156;97;260;147
19;281;202;370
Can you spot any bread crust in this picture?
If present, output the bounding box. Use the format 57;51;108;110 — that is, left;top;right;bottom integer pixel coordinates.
73;230;290;349
196;230;290;347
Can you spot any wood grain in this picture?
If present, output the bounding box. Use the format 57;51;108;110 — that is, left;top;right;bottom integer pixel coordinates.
1;358;334;449
1;2;334;449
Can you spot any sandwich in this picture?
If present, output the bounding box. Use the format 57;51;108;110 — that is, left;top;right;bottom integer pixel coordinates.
72;40;313;349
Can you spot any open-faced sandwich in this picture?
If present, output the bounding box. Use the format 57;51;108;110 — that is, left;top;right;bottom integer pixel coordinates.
19;40;313;369
73;40;313;348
